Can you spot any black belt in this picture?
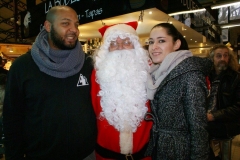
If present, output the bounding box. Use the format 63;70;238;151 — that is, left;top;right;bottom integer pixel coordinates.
95;143;148;160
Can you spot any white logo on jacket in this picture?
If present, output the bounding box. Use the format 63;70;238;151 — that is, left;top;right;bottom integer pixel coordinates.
77;74;89;86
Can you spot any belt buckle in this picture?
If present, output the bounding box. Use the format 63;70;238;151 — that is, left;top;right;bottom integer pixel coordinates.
125;153;134;160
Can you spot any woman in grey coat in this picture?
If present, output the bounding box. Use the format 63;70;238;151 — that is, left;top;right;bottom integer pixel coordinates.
145;23;212;160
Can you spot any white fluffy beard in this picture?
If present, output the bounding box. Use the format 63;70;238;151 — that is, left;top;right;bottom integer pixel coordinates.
96;48;149;132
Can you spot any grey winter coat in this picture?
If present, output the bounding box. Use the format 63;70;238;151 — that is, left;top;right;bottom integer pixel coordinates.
145;56;212;160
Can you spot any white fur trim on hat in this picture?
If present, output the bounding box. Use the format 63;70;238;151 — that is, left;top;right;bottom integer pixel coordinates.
103;24;138;40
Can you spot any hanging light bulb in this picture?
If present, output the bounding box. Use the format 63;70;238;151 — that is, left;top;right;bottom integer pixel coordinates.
138;10;144;24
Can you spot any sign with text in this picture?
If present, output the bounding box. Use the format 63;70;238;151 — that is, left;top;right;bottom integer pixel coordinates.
20;0;155;39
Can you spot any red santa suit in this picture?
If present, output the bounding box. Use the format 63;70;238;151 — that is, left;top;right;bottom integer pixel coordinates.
91;70;152;160
91;21;152;160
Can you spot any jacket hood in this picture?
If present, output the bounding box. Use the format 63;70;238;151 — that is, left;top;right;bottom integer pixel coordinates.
185;56;213;75
160;56;213;84
175;56;213;76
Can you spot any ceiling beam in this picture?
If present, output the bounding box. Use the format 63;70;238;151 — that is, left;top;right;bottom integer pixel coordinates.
13;0;19;42
0;0;26;12
0;0;12;9
0;16;15;27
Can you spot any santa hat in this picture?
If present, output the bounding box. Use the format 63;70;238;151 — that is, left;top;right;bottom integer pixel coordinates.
98;21;138;40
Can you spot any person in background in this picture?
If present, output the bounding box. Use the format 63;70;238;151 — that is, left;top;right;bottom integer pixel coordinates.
91;21;152;160
206;44;240;159
0;73;7;158
0;56;7;127
0;57;8;75
0;74;6;117
2;6;97;160
145;23;211;160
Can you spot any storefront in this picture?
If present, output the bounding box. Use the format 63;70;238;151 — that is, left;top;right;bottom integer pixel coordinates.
18;0;219;56
0;43;32;70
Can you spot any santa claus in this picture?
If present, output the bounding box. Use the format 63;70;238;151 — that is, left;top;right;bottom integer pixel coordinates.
91;21;152;160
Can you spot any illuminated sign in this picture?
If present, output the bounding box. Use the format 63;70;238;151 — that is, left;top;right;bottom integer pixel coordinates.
20;0;155;38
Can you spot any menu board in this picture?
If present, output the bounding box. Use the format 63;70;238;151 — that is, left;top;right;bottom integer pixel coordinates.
20;0;156;38
221;29;228;42
218;7;228;24
230;4;240;20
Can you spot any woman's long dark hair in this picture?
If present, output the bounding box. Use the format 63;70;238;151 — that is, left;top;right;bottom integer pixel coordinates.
151;23;189;50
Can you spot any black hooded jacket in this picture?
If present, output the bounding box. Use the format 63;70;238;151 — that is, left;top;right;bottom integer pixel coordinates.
207;67;240;138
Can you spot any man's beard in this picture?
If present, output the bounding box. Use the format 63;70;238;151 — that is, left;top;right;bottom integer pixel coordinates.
96;49;149;132
217;61;228;72
50;25;77;50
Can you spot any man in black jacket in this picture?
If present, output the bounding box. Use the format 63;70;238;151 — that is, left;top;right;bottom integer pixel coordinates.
207;44;240;159
2;6;97;160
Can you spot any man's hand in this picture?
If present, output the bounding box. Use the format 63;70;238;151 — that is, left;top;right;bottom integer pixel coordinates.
207;112;215;121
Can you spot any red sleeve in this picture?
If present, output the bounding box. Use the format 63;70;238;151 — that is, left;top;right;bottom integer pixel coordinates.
91;69;100;114
91;70;152;160
205;76;211;90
